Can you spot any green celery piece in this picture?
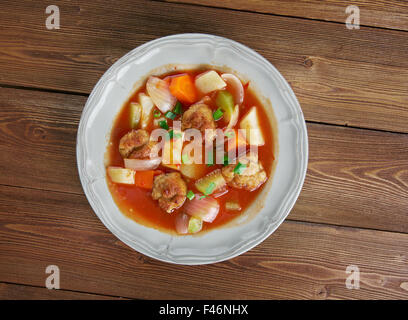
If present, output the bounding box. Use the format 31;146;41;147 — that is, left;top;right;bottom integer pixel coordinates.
234;162;246;175
215;90;234;121
195;169;226;195
204;182;216;196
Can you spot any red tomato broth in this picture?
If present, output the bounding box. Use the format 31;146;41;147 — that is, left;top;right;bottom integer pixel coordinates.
106;69;276;234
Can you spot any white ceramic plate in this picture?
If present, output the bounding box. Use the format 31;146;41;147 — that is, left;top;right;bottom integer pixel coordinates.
77;33;308;265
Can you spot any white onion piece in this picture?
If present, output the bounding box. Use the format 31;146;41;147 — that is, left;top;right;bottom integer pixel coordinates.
124;157;161;171
175;212;190;234
226;104;239;130
221;73;244;105
146;76;176;113
184;195;220;223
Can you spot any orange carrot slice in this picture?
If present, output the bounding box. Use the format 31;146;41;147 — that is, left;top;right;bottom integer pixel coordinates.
169;74;197;104
134;170;155;189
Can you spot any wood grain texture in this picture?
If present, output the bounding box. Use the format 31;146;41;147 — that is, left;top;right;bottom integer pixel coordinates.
0;0;407;132
0;282;124;300
293;123;408;233
1;87;407;233
1;1;408;300
1;184;408;299
165;0;408;31
0;87;85;194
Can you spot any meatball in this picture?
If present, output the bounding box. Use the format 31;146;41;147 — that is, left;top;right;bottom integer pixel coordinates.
129;141;159;159
152;172;187;213
221;152;267;191
181;103;216;141
118;129;149;158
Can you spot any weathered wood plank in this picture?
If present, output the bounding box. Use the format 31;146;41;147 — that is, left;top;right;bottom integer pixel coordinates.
0;88;408;232
0;0;407;132
0;87;85;194
1;87;407;233
165;0;408;31
0;282;124;300
292;123;408;233
0;184;408;299
279;56;408;132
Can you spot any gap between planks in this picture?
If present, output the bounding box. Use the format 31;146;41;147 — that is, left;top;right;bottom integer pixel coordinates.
1;197;408;299
0;182;407;237
1;83;406;136
0;281;129;300
1;0;407;133
158;0;408;33
1;86;407;234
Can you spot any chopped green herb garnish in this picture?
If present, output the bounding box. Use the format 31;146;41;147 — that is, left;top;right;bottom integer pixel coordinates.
234;162;246;175
187;190;195;200
225;130;234;139
182;153;190;164
206;150;214;167
168;130;182;140
204;182;216;195
213;108;224;121
153;110;161;118
168;129;174;140
165;111;177;120
223;154;229;166
159;120;169;130
174;102;183;114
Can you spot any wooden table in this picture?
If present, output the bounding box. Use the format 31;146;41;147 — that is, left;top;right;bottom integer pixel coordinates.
1;0;407;300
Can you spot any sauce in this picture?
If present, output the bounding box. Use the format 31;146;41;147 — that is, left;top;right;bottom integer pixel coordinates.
106;69;276;234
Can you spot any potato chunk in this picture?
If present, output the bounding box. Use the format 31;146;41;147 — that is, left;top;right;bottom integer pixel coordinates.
107;167;135;184
195;71;226;94
239;107;265;146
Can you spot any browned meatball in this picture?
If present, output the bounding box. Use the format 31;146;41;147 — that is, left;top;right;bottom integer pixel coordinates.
221;152;267;191
119;129;149;158
128;141;159;159
181;103;216;141
152;172;187;213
